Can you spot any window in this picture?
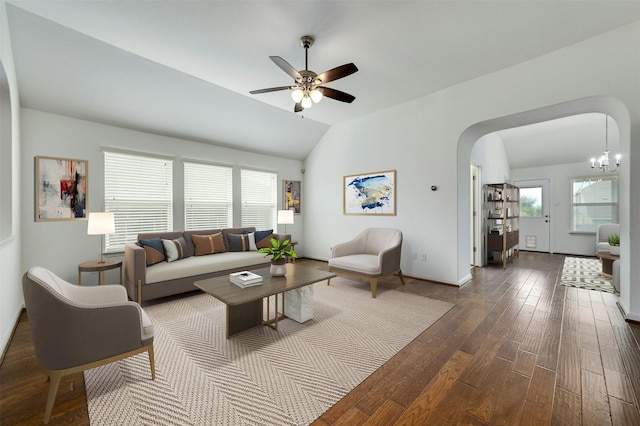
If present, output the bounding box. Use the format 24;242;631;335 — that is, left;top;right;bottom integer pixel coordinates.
520;187;542;217
571;176;618;233
184;162;233;230
104;151;173;252
241;169;277;230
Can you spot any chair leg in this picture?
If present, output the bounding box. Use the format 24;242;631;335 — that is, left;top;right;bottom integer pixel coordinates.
148;345;156;380
370;278;378;298
397;269;406;285
44;370;63;424
327;277;331;286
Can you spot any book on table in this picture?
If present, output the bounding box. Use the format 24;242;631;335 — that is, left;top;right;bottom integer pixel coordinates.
230;271;263;288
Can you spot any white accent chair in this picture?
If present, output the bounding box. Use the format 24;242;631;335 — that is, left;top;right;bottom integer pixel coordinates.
22;267;155;424
328;228;406;298
596;223;620;253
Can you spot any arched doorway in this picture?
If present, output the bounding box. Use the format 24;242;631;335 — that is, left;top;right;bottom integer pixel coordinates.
456;96;630;305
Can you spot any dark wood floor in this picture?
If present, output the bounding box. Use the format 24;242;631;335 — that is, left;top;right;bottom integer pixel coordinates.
2;253;639;425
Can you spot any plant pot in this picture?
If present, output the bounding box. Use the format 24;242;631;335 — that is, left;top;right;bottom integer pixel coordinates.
270;260;287;276
610;245;620;256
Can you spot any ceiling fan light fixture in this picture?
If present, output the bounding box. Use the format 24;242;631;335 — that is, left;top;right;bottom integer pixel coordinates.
310;88;323;103
301;95;313;109
291;88;304;103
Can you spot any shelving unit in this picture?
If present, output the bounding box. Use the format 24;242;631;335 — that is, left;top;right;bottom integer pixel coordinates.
484;183;520;268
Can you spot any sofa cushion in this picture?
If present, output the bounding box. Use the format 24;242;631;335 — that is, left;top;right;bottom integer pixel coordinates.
163;237;188;262
144;251;268;284
227;233;253;252
253;229;274;249
183;229;222;257
139;237;166;265
192;232;227;256
328;254;381;275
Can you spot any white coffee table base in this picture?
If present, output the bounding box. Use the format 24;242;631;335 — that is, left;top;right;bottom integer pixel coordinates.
284;285;314;323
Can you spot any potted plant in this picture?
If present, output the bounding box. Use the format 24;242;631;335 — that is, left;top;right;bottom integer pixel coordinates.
608;234;620;255
258;238;298;276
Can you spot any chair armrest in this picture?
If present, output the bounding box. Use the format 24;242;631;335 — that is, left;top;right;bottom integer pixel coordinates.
125;243;146;300
332;235;365;258
378;243;402;275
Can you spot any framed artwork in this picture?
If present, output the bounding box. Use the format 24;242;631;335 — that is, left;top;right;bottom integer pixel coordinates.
283;179;301;214
35;156;88;221
343;169;396;216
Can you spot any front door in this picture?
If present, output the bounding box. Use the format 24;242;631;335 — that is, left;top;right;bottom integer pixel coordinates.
514;178;551;253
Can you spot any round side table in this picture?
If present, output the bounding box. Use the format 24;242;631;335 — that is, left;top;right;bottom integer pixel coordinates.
78;259;123;285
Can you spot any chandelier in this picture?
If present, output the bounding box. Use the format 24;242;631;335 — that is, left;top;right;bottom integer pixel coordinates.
590;114;620;172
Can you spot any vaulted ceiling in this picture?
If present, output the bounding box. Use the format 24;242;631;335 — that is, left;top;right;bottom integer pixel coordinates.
6;1;640;163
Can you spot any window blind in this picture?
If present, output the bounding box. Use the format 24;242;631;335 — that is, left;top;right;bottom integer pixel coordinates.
241;169;277;230
184;162;233;230
104;151;173;252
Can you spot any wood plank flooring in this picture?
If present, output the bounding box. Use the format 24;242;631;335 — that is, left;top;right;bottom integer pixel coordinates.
1;253;639;425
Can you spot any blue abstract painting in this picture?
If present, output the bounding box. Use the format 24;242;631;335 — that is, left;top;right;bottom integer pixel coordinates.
344;170;396;215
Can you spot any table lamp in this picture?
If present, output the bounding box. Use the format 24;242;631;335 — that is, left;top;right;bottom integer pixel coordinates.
277;209;294;235
87;212;115;263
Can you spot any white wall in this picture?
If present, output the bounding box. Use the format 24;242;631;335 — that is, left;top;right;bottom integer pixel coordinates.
511;161;610;256
0;0;23;357
471;133;510;185
305;20;640;320
20;109;304;284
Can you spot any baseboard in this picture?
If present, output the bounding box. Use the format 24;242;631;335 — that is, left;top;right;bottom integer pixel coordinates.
616;301;640;323
0;306;25;366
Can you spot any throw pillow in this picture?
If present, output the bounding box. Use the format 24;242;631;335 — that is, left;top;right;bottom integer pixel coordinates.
162;237;187;262
192;232;227;256
227;233;253;252
253;229;274;249
138;237;166;266
245;232;258;251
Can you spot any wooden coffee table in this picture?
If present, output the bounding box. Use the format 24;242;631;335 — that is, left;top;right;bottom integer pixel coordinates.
597;251;620;278
194;264;335;338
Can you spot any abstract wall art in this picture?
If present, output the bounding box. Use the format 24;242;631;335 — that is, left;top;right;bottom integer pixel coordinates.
35;156;88;221
283;179;301;214
343;170;396;215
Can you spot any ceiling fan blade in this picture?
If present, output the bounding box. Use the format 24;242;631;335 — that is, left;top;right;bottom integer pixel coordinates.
318;86;356;103
270;56;302;81
316;63;358;84
294;102;303;113
249;86;292;94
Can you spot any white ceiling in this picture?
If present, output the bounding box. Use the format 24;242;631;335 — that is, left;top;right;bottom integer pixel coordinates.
6;1;639;163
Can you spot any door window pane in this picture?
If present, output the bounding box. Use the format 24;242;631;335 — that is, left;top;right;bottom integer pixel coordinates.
520;187;542;217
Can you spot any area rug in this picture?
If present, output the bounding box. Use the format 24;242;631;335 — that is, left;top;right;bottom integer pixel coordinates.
84;277;454;425
560;256;615;293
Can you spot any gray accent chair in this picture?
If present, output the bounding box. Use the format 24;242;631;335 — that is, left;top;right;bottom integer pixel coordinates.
22;267;155;424
596;223;620;253
328;228;406;298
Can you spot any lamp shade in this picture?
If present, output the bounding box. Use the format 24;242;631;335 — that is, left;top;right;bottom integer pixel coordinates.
277;209;294;225
87;212;115;235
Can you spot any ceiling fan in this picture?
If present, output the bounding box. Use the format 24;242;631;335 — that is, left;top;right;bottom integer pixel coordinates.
250;36;358;113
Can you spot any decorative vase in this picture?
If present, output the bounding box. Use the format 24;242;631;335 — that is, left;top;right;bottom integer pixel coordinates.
610;245;620;256
270;260;287;276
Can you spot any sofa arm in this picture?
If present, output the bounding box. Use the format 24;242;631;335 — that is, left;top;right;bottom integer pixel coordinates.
272;233;291;243
124;242;146;302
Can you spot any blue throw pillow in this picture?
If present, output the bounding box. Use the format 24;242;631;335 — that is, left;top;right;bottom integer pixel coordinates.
139;237;166;265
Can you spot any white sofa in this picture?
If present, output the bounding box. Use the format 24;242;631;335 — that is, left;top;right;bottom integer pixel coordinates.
124;227;289;302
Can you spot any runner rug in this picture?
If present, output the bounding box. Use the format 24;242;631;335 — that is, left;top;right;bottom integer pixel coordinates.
560;256;615;293
85;276;454;425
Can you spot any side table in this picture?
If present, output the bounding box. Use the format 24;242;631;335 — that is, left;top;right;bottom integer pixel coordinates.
288;240;299;263
596;251;619;278
78;259;123;285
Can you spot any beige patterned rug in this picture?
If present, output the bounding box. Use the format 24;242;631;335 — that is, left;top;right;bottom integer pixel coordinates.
560;256;615;293
85;276;453;425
